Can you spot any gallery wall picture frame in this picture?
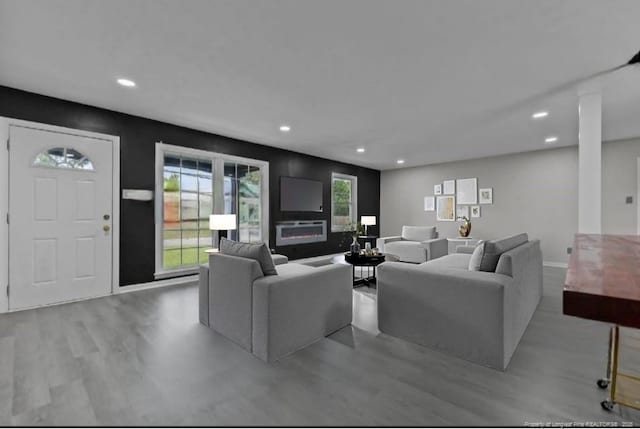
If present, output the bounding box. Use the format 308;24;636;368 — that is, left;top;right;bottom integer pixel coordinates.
479;188;493;204
471;205;481;218
436;195;455;221
434;184;442;195
456;205;470;220
456;177;478;205
443;180;455;195
424;196;435;211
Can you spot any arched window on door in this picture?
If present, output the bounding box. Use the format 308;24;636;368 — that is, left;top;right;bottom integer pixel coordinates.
32;147;95;171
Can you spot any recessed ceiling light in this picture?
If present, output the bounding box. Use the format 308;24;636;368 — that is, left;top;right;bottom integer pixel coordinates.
356;147;365;153
117;78;136;87
279;125;291;132
397;159;405;164
545;136;558;144
532;111;549;119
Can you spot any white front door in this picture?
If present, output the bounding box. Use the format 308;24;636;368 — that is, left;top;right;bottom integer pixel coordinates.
9;125;113;310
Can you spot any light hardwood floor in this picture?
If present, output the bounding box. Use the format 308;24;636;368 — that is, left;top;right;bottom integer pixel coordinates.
0;267;638;426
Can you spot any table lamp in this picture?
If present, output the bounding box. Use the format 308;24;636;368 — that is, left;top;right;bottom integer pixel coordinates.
360;215;376;236
209;214;237;251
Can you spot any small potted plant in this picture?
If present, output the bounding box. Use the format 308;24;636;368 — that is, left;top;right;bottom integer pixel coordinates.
342;221;365;254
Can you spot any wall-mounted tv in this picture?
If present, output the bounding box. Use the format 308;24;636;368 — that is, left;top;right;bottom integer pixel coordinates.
280;176;323;212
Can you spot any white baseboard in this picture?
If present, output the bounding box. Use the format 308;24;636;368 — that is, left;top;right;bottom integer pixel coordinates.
117;274;199;294
0;275;199;314
3;292;112;314
543;261;568;268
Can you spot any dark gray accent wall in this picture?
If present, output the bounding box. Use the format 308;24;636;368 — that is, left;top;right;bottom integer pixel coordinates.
0;86;380;286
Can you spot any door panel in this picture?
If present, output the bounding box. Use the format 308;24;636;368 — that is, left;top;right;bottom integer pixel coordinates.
9;126;113;310
34;177;58;220
75;237;96;279
33;239;57;283
75;180;96;220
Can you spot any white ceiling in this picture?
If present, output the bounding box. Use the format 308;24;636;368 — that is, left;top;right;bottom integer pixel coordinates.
1;0;639;170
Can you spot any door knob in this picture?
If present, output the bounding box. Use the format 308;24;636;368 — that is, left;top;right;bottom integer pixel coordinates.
103;225;111;232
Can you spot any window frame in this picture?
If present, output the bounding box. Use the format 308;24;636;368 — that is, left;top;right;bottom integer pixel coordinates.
154;143;269;279
331;172;358;233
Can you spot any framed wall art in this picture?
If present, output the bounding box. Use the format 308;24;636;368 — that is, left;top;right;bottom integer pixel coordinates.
456;205;469;220
479;188;493;204
436;195;455;221
443;179;455;195
424;196;435;211
456;178;478;205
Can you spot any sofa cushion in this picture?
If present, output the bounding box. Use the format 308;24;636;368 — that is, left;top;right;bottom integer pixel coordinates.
273;262;315;276
401;225;436;242
219;238;278;276
478;233;529;272
424;253;472;270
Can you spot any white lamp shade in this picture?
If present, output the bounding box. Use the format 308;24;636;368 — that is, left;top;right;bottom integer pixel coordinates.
209;214;237;230
360;215;376;226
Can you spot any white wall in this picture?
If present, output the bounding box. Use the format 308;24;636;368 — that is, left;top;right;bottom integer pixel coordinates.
602;138;640;234
381;139;640;265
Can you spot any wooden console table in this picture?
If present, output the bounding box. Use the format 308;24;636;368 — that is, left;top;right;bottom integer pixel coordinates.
563;234;640;412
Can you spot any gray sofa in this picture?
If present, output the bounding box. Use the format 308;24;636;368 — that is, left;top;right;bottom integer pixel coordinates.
377;225;448;263
199;252;352;362
377;233;542;370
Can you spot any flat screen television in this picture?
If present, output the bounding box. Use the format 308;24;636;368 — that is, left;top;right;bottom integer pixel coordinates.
280;176;323;212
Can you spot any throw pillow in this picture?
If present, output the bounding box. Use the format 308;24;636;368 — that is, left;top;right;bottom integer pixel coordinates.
479;233;528;272
468;242;485;271
480;234;529;273
219;238;278;276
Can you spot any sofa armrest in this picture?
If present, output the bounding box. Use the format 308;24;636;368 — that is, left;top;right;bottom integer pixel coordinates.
271;254;289;265
456;244;477;254
420;237;448;260
377;236;402;252
209;253;264;351
252;264;352;361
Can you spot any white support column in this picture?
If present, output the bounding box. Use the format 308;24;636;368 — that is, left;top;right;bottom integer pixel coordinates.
0;118;9;313
578;92;602;234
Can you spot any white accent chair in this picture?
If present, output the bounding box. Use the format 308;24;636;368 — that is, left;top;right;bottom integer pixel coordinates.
377;226;448;263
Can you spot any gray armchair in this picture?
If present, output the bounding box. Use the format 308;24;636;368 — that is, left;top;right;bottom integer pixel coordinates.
200;253;352;362
377;225;447;263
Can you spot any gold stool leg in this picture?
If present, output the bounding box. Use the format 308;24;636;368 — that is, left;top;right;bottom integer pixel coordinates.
598;326;615;389
601;325;619;411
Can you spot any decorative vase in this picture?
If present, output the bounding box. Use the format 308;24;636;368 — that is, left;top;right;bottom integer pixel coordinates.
459;218;471;237
350;236;361;254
